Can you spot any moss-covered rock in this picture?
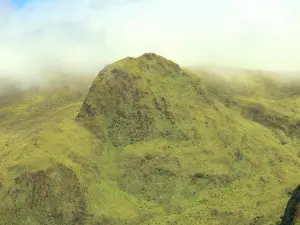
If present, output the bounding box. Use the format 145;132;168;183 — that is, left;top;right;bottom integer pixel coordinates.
77;53;206;146
0;163;86;225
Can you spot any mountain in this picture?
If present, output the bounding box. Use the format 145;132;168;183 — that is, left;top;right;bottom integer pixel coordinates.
0;53;299;224
77;53;205;146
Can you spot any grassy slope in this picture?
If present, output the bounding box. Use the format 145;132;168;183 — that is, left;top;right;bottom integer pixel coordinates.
0;56;299;224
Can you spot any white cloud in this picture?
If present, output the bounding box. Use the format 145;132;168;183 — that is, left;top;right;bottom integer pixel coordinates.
1;0;300;87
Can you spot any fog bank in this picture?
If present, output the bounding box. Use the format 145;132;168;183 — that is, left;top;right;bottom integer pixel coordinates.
1;0;300;88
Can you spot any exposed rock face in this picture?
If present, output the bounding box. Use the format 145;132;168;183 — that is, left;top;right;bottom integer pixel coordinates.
281;185;300;225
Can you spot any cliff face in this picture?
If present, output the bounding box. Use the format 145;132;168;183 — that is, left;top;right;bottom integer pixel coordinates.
281;186;300;225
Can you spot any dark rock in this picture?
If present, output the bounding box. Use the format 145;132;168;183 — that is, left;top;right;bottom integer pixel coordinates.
280;185;300;225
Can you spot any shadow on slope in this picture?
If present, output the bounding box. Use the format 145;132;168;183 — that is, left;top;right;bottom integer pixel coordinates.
280;185;300;225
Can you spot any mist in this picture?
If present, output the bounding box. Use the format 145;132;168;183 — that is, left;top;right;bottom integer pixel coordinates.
1;0;300;89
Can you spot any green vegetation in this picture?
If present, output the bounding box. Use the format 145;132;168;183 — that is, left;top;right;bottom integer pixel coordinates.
0;53;299;224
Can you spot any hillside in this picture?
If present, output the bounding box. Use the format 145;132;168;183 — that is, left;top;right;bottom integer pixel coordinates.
0;53;299;224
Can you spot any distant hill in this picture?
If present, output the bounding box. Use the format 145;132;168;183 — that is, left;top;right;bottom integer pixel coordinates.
0;53;299;224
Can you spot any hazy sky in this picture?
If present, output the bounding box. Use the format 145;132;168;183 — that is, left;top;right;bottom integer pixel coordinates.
1;0;300;81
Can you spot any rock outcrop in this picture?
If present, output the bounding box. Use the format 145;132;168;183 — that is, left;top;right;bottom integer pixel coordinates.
280;185;300;225
0;163;86;225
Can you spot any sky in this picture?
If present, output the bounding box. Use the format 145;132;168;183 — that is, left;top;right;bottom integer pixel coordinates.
1;0;300;84
10;0;28;7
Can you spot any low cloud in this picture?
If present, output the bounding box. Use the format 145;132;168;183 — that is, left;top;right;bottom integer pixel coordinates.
1;0;300;88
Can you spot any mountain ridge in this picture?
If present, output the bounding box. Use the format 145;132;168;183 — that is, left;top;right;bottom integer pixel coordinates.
0;53;299;224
